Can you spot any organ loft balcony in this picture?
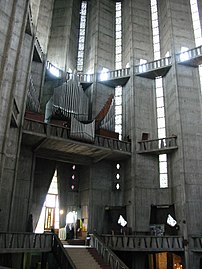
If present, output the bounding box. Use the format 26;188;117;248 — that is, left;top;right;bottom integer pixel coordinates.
22;112;131;165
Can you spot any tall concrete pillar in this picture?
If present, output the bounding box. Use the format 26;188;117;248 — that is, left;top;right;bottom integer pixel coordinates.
158;1;202;267
122;0;161;232
158;0;195;55
36;0;55;54
47;0;81;71
0;0;34;231
84;0;115;73
84;0;116;120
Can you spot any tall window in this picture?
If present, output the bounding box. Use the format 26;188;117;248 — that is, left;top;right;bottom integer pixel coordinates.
115;2;122;139
35;171;59;233
77;1;87;72
190;0;202;93
151;0;168;188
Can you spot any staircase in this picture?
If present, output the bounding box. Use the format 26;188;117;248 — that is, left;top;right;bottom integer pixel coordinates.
64;247;111;269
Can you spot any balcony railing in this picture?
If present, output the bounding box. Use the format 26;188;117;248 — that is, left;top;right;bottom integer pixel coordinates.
135;57;172;78
176;45;202;66
101;234;184;252
91;233;129;269
189;236;202;252
23;118;131;154
77;73;94;83
137;136;177;154
46;61;64;79
0;232;53;253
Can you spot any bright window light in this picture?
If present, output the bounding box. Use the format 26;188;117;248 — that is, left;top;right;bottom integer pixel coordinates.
139;59;147;73
151;0;168;188
66;211;75;224
86;73;92;82
100;68;109;81
180;47;190;62
49;65;60;77
116;183;120;190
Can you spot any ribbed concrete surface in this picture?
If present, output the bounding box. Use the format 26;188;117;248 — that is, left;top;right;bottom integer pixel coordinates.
65;248;102;269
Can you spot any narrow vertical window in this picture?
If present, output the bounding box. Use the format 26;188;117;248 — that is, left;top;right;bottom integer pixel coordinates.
151;0;168;188
115;2;122;140
77;1;87;72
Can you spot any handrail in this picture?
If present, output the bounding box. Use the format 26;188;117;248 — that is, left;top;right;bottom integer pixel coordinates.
135;56;172;74
138;135;177;153
101;234;184;252
23;118;131;153
176;45;202;63
91;233;130;269
52;234;76;269
0;232;53;253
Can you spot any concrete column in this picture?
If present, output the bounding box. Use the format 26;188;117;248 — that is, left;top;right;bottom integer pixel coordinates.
30;0;41;27
47;0;81;71
122;0;160;232
0;0;34;231
159;0;202;233
84;0;115;73
158;0;195;55
122;0;154;65
36;0;55;54
8;147;35;232
195;0;202;36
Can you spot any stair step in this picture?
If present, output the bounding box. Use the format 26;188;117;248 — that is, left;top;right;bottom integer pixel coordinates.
65;248;103;269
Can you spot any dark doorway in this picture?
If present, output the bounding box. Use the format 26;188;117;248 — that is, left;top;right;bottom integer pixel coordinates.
150;204;178;235
104;206;127;234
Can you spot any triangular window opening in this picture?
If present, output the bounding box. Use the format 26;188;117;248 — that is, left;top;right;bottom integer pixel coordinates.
35;170;59;233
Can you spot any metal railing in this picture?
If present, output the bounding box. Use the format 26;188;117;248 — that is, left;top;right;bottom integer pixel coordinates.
52;234;76;269
23;118;131;153
138;135;177;153
0;232;53;253
91;233;129;269
135;56;172;74
101;234;184;252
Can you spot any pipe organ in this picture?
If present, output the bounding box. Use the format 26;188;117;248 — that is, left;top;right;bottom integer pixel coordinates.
45;77;118;142
52;77;89;122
